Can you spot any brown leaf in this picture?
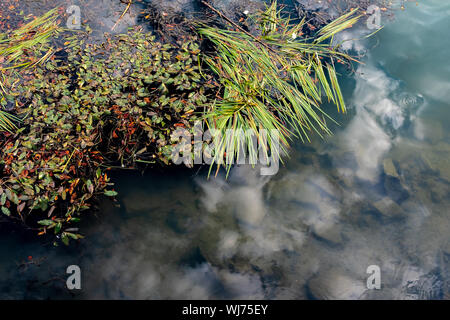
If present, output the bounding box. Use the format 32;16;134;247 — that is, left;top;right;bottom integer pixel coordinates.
17;202;26;213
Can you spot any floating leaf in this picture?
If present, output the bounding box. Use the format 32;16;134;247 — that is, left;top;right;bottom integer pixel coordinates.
1;207;11;216
38;219;54;226
104;190;118;197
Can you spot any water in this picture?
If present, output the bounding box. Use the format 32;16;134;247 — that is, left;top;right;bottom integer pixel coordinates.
0;0;449;299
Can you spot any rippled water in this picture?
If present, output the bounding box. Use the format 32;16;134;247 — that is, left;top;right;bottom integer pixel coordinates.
0;0;448;299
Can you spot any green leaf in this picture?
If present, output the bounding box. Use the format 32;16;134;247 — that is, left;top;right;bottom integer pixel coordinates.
66;232;79;240
104;190;118;197
55;222;62;234
39;200;48;211
38;219;55;226
96;168;102;179
1;207;11;216
86;179;94;194
0;193;6;206
61;233;69;246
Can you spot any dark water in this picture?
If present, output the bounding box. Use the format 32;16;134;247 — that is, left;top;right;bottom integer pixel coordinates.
0;0;448;299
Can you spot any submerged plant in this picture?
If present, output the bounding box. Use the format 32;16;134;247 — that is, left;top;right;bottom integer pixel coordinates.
198;1;361;175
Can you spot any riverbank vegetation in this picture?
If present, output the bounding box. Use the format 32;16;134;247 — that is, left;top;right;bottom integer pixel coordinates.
199;1;360;174
0;1;368;244
0;8;61;132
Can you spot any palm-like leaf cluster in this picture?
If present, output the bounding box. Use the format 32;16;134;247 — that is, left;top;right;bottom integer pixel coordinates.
0;110;20;133
199;1;361;175
0;8;62;133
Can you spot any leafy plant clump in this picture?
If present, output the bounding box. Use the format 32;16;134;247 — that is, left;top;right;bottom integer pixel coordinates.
0;8;62;133
0;28;215;244
0;2;368;243
199;1;361;175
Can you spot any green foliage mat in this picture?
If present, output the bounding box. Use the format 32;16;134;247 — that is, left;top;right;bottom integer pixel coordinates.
0;30;215;244
0;1;372;244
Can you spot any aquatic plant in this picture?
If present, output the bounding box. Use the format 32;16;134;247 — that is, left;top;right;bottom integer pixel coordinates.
0;8;62;133
0;3;369;243
198;1;360;175
0;110;20;133
0;25;215;244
